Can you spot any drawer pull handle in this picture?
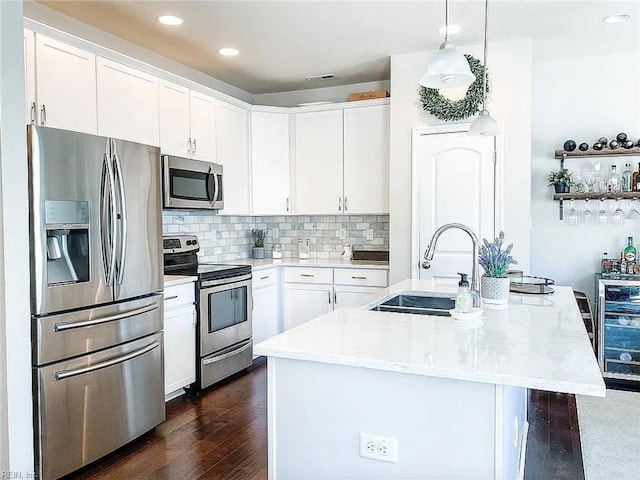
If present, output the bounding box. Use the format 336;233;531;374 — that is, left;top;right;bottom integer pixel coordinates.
164;295;179;300
300;274;314;277
352;276;367;280
260;275;270;280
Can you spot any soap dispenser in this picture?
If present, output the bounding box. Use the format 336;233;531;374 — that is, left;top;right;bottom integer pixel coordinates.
455;273;472;314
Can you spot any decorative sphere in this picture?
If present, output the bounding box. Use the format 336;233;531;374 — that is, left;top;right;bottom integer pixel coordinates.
593;142;604;151
609;140;620;150
578;143;589;151
599;137;608;145
623;140;635;149
563;140;577;152
617;132;628;142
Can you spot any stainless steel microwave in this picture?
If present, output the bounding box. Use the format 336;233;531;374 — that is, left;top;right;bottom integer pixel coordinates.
162;155;224;210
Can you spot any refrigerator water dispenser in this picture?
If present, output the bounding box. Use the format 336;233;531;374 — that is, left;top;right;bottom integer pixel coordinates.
45;201;89;285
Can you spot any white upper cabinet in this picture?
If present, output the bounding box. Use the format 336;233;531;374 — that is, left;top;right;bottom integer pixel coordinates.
34;34;97;134
216;100;250;215
189;90;216;162
294;103;389;215
24;29;36;124
295;110;344;215
97;58;159;146
343;104;390;214
251;111;291;215
159;80;191;157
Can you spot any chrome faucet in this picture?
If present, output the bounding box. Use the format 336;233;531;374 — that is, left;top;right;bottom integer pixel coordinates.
421;223;480;297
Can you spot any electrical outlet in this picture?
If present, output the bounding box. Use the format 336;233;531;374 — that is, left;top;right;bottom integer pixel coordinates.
364;228;374;241
359;433;398;463
337;228;347;240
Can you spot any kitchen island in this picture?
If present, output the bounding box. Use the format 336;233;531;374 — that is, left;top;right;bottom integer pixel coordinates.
254;279;605;479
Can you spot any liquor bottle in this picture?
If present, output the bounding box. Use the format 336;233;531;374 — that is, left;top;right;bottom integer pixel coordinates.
578;142;589;151
635;163;640;192
601;252;612;274
563;140;577;152
628;261;636;275
617;132;628;143
624;237;636;262
607;165;622;192
620;251;627;275
623;163;632;192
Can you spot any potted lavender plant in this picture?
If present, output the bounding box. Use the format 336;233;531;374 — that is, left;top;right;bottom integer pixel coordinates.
251;229;268;259
478;231;517;305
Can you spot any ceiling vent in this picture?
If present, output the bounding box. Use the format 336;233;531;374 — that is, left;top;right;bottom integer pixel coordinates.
305;74;334;81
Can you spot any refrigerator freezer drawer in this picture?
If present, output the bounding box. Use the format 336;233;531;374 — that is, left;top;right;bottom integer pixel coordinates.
34;294;163;366
34;332;165;480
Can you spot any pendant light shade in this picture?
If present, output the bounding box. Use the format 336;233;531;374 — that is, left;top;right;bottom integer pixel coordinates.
468;0;499;137
420;0;475;90
468;109;499;136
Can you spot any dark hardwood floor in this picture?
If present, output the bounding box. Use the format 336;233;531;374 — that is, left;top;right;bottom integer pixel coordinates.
66;358;584;480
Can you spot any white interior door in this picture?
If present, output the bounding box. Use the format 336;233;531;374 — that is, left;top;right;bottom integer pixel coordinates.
415;131;498;282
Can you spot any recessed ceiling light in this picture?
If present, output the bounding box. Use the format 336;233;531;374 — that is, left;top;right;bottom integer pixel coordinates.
603;13;633;24
158;15;183;26
218;47;240;57
438;24;461;35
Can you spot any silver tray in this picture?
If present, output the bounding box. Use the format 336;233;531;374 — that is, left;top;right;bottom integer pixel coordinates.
509;276;555;295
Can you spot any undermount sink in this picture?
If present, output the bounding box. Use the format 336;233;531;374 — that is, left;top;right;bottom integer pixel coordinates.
368;292;455;317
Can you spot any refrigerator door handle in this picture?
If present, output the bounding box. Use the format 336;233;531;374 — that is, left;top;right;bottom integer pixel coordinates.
113;149;127;285
54;302;159;332
100;151;117;286
54;341;160;381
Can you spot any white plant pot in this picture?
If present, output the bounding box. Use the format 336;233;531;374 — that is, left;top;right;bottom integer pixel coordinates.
481;276;510;305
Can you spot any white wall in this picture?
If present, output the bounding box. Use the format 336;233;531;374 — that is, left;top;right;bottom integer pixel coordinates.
531;50;640;298
389;39;532;283
0;0;34;474
252;80;390;107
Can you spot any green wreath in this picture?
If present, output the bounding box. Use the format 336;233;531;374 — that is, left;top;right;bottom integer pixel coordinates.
419;54;488;121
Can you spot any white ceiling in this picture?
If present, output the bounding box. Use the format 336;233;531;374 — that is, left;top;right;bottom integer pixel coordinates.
36;0;639;94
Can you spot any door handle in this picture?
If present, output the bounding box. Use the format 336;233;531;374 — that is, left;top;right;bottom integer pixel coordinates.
338;197;342;212
193;138;197;152
352;276;367;280
328;289;331;304
334;290;337;305
286;197;290;212
187;137;192;154
40;104;46;125
260;275;269;280
54;303;159;332
344;197;348;212
100;151;117;286
113;150;127;285
55;341;159;380
300;273;314;277
164;295;179;301
30;102;36;124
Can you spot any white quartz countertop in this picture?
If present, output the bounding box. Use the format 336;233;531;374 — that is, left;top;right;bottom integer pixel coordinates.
254;278;606;397
163;274;197;287
220;258;389;271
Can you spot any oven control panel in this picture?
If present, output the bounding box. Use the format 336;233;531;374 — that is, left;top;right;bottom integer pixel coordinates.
163;235;199;254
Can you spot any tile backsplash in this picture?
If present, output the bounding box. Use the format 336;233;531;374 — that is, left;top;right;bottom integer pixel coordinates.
162;212;389;262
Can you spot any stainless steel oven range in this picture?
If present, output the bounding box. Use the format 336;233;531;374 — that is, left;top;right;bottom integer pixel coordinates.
163;235;253;389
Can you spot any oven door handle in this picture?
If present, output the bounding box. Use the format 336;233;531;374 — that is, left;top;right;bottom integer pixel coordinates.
206;165;215;203
201;273;252;288
202;339;252;365
54;303;159;332
54;341;160;381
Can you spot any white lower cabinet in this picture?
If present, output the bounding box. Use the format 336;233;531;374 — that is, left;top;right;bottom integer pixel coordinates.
163;282;196;399
283;266;388;330
284;282;334;330
252;268;282;345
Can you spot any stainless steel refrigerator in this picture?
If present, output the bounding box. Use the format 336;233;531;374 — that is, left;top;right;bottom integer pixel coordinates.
28;125;165;480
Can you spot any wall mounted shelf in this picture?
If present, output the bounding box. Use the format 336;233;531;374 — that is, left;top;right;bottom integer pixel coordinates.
552;147;640;220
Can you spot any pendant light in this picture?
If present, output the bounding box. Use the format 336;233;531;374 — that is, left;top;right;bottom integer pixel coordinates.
419;0;476;89
468;0;499;136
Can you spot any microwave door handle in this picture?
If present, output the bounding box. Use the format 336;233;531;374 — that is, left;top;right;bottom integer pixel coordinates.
205;165;215;203
212;167;220;204
113;149;127;285
100;150;117;286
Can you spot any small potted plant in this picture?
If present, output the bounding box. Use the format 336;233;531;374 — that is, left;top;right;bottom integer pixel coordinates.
251;229;268;259
478;231;517;305
547;169;573;193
